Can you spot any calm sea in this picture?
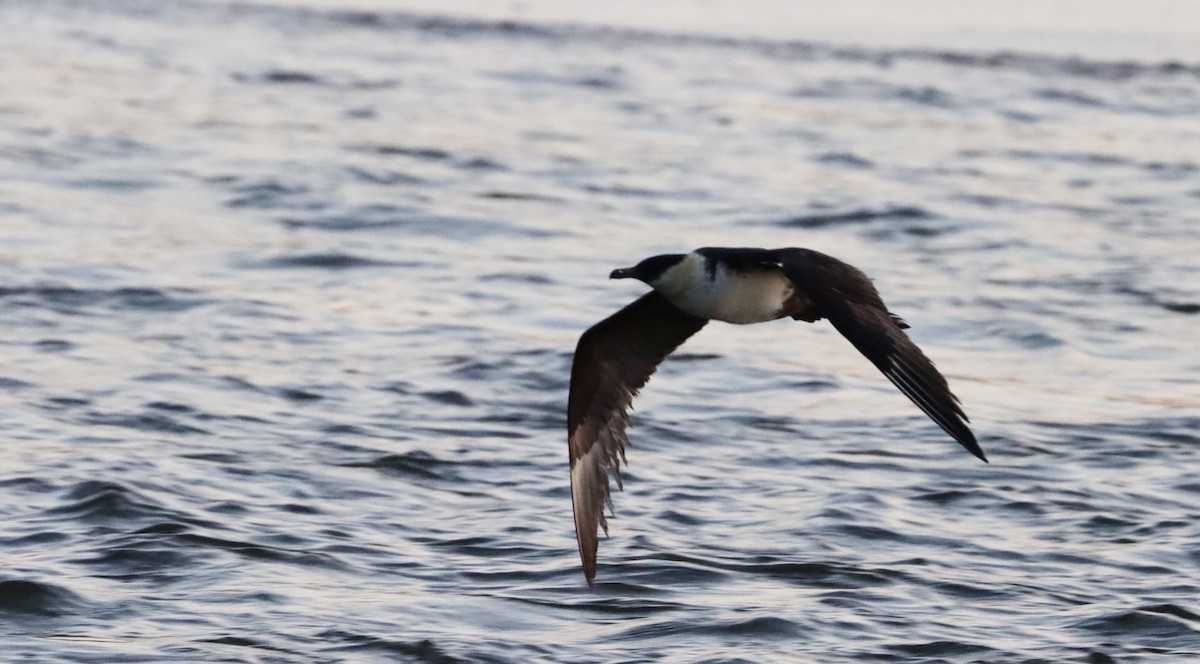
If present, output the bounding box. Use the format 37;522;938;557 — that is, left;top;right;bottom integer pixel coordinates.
2;1;1198;661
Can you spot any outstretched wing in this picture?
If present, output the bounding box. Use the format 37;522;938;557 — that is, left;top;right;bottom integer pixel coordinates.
568;291;708;585
775;248;986;462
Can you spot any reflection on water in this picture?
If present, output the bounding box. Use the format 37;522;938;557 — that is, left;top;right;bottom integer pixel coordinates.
2;0;1199;661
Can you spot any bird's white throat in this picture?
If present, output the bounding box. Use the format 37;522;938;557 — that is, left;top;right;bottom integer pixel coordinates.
652;252;793;324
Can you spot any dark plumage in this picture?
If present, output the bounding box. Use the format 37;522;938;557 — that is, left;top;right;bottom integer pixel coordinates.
568;247;983;585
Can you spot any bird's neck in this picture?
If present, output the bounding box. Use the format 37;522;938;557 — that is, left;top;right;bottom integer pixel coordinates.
653;252;710;300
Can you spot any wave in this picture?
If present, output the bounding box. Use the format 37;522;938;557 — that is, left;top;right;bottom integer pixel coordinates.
0;286;207;315
25;0;1200;80
0;578;91;617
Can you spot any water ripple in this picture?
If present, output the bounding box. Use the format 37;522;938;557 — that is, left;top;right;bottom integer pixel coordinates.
3;0;1198;661
0;579;90;618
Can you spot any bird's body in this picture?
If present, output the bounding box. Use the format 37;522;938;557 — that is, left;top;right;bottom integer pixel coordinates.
657;252;800;324
567;247;985;586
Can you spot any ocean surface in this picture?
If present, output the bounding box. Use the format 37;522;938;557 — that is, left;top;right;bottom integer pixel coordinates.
2;1;1199;661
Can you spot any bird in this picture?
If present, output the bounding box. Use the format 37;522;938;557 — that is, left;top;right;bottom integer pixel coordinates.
567;247;984;586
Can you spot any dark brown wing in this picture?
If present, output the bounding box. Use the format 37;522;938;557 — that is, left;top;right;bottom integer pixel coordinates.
568;291;707;585
775;248;986;462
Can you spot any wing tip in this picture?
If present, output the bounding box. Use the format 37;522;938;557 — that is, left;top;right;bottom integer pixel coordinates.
577;535;598;587
580;540;597;586
968;443;989;463
957;429;988;463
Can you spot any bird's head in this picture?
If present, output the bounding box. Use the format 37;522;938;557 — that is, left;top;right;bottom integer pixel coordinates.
610;253;688;288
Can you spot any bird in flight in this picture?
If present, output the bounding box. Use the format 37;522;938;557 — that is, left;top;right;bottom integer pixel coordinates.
567;247;984;586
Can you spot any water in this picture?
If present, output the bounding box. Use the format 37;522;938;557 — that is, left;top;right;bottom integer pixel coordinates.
2;0;1199;661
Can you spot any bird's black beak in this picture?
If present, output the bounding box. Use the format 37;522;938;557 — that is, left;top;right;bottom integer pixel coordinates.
610;267;634;279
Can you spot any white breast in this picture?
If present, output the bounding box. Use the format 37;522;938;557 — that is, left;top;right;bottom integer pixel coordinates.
654;254;793;324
